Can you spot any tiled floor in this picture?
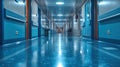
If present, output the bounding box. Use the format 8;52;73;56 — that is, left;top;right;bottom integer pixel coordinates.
0;34;120;67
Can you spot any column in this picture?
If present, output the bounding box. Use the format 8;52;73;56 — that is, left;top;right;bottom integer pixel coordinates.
77;13;81;36
91;0;98;40
26;0;32;40
0;0;4;45
38;8;41;37
45;18;49;36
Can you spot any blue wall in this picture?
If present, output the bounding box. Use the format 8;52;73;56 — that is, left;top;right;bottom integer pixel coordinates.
99;7;120;43
3;9;26;43
82;0;120;43
3;0;41;44
32;26;38;38
99;20;120;40
82;24;91;37
82;2;91;38
4;16;39;44
3;9;39;44
4;18;25;40
3;0;26;44
41;27;45;36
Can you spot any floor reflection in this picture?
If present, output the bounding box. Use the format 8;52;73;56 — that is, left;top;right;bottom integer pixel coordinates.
0;34;120;67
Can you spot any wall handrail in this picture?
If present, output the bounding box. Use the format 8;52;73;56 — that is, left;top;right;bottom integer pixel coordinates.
4;9;26;23
98;12;120;22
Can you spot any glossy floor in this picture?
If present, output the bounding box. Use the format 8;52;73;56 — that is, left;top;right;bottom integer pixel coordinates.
0;34;120;67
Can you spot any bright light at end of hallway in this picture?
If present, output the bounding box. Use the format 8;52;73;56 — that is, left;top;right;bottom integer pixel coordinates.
57;14;63;17
56;2;64;5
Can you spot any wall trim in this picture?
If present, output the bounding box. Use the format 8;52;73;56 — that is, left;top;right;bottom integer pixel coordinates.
3;36;39;44
99;7;120;22
82;35;91;38
32;36;38;38
4;18;25;25
99;37;120;44
83;36;120;44
3;37;25;44
4;9;26;23
32;25;38;27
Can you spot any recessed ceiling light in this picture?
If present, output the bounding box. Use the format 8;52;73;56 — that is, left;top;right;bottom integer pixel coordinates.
18;1;25;5
56;2;64;5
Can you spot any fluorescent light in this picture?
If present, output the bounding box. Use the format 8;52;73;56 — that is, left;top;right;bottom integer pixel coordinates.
32;14;37;17
56;2;64;5
57;14;63;16
17;1;25;5
99;1;110;5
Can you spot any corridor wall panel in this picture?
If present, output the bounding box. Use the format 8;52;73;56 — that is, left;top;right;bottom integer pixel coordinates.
4;0;25;17
4;18;25;43
99;20;120;40
99;0;120;16
3;0;25;44
32;26;38;38
82;2;91;38
31;0;39;37
99;0;120;43
31;0;38;26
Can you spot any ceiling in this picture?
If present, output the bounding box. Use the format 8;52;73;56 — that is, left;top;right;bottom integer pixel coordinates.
45;0;75;22
35;0;84;26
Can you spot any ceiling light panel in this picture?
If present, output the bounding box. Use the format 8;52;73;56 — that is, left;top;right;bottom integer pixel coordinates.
56;2;64;5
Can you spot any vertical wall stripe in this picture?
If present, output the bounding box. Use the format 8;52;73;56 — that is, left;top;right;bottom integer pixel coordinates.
38;8;41;37
26;0;32;40
45;18;49;36
0;0;4;45
91;0;99;40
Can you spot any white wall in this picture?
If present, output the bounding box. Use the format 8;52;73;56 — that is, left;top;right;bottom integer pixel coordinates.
4;0;25;17
99;0;120;15
31;0;38;26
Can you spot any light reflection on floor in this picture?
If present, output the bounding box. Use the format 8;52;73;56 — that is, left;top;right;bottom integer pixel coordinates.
0;34;120;67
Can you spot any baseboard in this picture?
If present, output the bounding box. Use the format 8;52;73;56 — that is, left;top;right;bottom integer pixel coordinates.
3;37;25;44
32;36;38;38
99;37;120;44
3;36;39;45
82;35;91;38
